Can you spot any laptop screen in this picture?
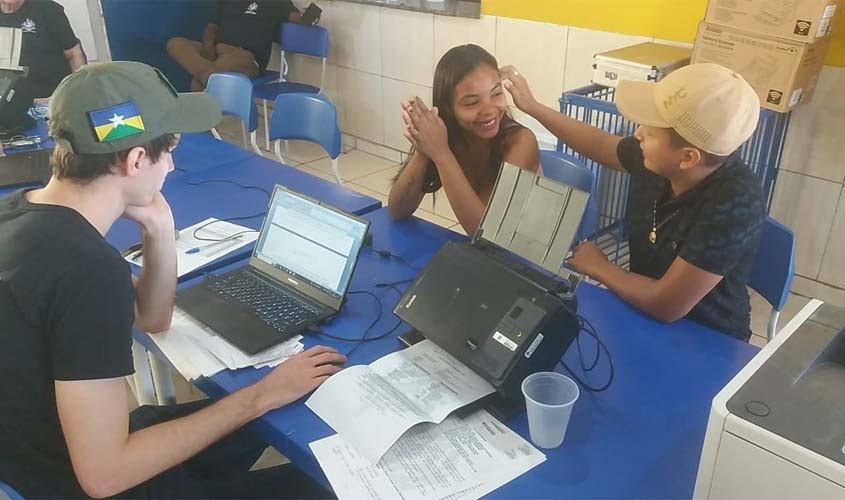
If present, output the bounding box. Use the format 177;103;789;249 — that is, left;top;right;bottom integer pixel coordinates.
254;186;368;299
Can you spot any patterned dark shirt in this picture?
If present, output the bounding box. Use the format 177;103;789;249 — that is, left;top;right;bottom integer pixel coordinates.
617;136;765;341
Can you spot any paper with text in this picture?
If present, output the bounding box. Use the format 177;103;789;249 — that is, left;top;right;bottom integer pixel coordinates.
305;340;495;463
310;409;545;500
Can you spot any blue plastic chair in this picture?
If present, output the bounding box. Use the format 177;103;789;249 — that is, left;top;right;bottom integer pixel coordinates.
0;480;23;500
255;23;330;148
205;72;261;154
269;93;342;184
748;216;795;341
539;150;598;243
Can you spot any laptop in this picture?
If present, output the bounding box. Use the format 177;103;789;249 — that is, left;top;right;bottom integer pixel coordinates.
176;185;370;354
0;149;53;188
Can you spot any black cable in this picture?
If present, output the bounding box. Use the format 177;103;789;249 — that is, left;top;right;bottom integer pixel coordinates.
178;179;272;242
311;286;405;356
558;300;615;392
364;246;420;270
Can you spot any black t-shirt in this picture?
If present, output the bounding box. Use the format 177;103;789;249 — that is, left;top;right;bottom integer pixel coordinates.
617;136;765;341
0;0;78;98
215;0;298;71
0;191;135;499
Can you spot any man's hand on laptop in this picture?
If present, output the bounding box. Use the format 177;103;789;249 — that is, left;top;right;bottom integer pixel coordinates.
254;345;346;413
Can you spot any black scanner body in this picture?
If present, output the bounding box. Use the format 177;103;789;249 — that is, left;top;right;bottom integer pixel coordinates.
394;241;580;419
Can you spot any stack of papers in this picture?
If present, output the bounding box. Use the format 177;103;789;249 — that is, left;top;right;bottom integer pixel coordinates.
310;409;546;500
146;308;304;380
126;218;258;278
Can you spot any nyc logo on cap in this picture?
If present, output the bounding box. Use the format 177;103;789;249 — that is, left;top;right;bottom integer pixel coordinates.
88;101;146;143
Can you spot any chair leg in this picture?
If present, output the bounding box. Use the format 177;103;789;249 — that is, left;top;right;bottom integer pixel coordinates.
766;310;780;342
241;122;248;149
211;127;222;140
263;100;270;150
149;352;177;405
249;130;261;155
274;139;287;165
331;157;341;185
131;340;157;406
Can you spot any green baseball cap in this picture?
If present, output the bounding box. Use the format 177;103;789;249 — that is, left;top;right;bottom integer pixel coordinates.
48;61;222;154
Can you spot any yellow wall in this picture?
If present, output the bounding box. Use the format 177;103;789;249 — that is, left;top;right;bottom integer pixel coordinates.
482;0;845;67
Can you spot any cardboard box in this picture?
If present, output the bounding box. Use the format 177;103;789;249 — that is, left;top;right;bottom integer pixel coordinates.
705;0;839;42
692;22;831;111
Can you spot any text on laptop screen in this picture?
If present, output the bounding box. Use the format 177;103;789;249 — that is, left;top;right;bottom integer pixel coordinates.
255;188;367;298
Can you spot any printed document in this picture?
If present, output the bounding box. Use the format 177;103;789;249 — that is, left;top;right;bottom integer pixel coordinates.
126;218;258;278
146;308;304;379
306;340;495;463
310;409;546;500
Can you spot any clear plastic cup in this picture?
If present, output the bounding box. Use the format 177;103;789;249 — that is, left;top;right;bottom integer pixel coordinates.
521;371;580;449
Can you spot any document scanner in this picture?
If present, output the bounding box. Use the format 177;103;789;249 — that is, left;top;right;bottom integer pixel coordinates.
394;163;589;418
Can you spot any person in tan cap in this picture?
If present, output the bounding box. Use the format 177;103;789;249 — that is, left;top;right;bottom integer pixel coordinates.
501;63;765;341
0;61;339;498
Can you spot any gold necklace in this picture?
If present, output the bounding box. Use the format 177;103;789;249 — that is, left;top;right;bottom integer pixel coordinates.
650;199;681;244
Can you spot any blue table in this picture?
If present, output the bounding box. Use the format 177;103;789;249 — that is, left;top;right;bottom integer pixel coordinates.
106;140;381;282
170;133;255;178
176;207;758;499
8;119;54;153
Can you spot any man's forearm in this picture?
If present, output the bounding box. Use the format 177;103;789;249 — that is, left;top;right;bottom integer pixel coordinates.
79;385;266;498
525;102;624;171
134;225;177;332
201;23;218;59
592;263;679;323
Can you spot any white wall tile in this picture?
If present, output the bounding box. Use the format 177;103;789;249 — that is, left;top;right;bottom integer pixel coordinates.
563;28;651;91
434;14;497;64
779;66;845;183
380;9;434;86
818;188;845;288
770;170;842;279
495;18;567;111
329;1;381;74
336;67;384;144
382;77;432;152
285;55;336;96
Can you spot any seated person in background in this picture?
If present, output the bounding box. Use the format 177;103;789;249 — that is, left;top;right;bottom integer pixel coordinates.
0;61;341;498
167;0;313;91
500;63;765;341
0;0;85;98
389;44;540;236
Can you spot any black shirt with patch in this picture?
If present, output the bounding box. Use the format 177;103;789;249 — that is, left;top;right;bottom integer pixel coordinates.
0;0;78;98
215;0;298;71
617;136;765;341
0;191;135;498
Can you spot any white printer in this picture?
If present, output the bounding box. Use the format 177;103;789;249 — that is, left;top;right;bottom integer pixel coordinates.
694;300;845;499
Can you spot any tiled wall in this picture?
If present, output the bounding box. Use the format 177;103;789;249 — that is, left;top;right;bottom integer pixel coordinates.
273;1;845;305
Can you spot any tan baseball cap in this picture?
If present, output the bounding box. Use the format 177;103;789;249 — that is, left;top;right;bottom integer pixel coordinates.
615;63;760;156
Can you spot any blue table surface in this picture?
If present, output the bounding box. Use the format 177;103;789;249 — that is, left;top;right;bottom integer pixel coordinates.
106;137;380;281
7;119;55;154
175;207;758;499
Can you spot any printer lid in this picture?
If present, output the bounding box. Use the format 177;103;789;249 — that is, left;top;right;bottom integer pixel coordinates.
0;28;24;70
474;162;590;276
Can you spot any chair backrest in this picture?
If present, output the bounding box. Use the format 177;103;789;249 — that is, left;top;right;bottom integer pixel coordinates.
0;480;23;500
205;72;258;132
539;150;598;240
279;23;329;58
749;216;795;312
269;93;341;158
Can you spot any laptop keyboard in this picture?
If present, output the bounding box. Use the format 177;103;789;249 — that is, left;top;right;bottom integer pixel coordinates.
208;271;320;332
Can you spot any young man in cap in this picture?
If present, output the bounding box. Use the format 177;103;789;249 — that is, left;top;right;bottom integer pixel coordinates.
0;61;342;498
501;63;765;341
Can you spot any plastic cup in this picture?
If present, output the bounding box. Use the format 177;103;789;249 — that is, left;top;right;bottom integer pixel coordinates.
521;371;580;449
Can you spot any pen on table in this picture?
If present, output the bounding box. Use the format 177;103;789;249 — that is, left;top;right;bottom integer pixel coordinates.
184;235;243;254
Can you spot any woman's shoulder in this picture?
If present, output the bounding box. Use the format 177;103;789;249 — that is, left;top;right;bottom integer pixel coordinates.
502;120;538;150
